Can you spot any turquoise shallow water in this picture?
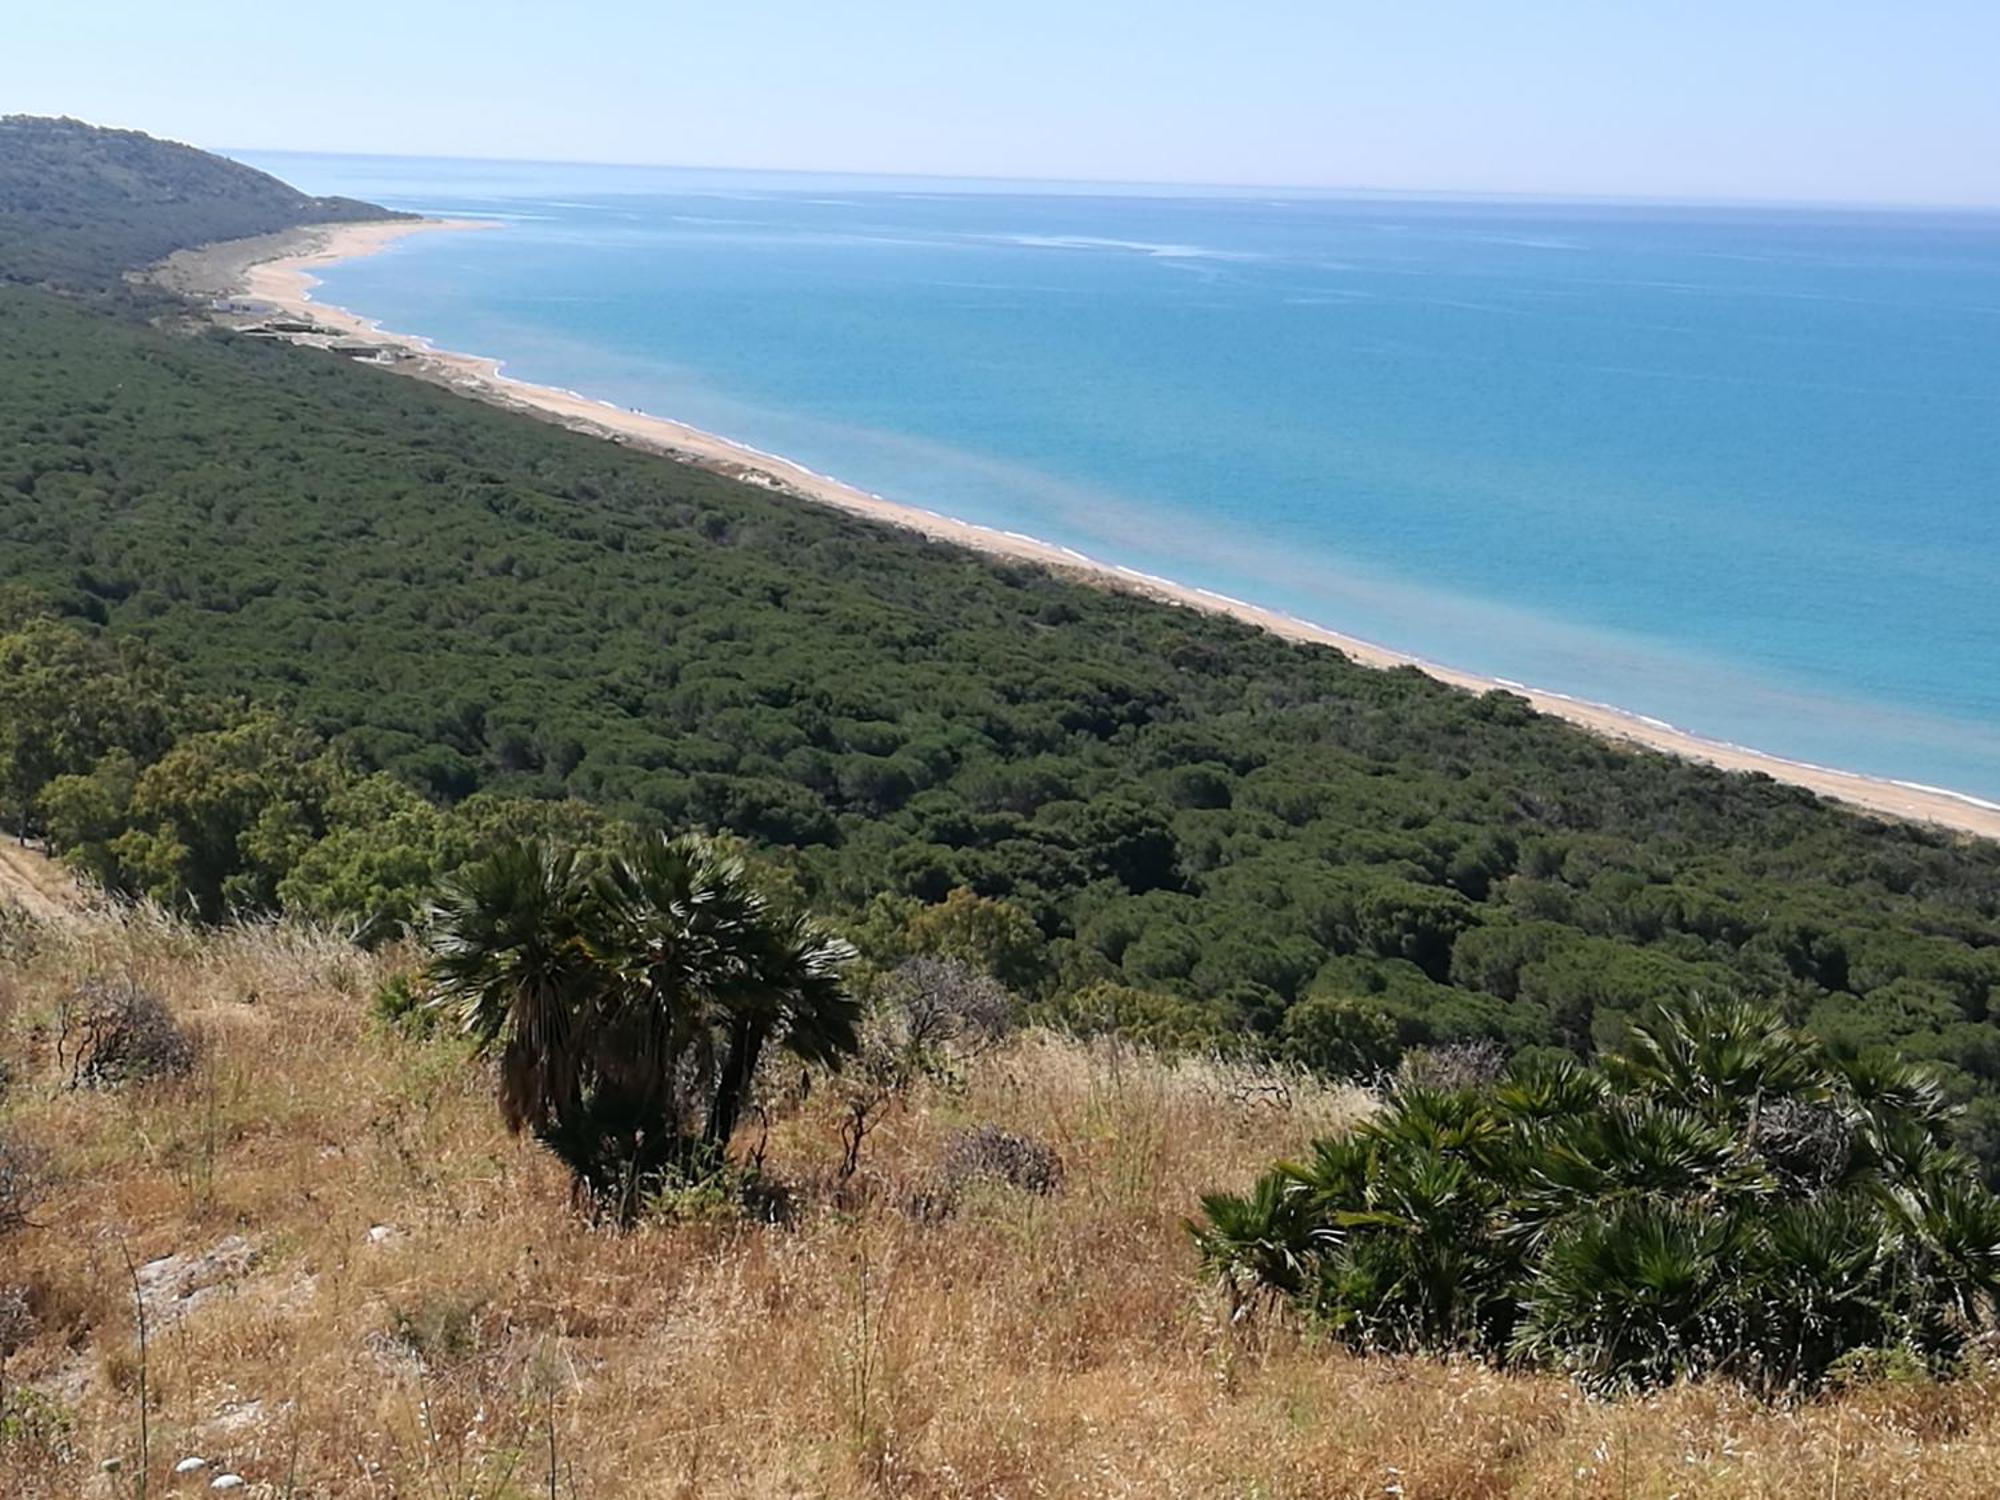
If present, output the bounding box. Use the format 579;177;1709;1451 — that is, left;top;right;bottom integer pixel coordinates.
235;151;2000;804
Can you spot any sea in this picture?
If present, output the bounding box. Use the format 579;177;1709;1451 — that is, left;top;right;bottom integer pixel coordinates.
231;151;2000;807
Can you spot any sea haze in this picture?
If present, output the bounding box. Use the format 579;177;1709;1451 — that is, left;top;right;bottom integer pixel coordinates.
235;151;2000;804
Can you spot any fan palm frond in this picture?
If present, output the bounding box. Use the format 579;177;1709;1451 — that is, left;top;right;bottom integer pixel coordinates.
1608;994;1828;1119
1277;1134;1375;1207
1190;1173;1330;1303
422;839;597;1133
424;832;859;1220
1512;1200;1748;1392
1493;1054;1609;1123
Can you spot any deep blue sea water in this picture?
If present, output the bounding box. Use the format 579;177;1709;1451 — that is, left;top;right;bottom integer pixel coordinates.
234;151;2000;805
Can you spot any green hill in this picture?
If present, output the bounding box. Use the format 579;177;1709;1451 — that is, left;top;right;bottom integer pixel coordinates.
0;114;399;289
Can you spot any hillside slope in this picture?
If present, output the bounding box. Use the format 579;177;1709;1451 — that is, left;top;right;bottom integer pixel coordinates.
0;116;399;289
3;115;2000;1496
5;912;2000;1496
0;843;84;923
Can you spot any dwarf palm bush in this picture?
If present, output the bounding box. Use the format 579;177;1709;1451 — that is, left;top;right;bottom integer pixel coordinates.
423;834;857;1222
1191;1171;1332;1311
1196;995;2000;1394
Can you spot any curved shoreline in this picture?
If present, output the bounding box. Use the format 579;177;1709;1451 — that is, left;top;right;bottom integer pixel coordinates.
160;218;2000;842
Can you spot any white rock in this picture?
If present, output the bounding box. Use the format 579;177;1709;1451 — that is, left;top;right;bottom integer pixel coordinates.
200;1398;266;1438
211;1477;247;1492
175;1455;210;1473
366;1224;397;1244
135;1236;258;1322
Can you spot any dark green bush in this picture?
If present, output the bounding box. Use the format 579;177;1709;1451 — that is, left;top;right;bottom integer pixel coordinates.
422;834;856;1224
1276;994;1400;1079
1195;996;2000;1395
369;971;437;1039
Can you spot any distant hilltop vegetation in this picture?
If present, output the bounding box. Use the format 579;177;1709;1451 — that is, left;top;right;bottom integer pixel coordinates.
0;114;402;289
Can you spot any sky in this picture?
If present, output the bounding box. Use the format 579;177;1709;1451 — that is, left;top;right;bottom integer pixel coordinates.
7;1;1999;206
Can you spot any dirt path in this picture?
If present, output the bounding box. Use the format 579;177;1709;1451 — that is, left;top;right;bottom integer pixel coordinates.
0;841;84;922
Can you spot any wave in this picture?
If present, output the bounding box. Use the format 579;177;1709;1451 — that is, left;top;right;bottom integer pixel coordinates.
1890;780;2000;814
406;209;554;223
990;233;1255;261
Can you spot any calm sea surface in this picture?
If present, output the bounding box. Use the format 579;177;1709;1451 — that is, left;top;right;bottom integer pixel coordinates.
234;151;2000;804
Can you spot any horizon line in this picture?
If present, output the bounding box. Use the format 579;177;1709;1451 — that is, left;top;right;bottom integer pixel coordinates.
222;142;2000;218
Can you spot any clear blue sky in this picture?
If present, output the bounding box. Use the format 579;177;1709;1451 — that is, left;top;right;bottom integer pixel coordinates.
7;1;1998;205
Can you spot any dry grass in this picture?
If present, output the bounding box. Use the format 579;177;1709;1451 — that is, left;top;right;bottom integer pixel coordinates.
3;910;2000;1497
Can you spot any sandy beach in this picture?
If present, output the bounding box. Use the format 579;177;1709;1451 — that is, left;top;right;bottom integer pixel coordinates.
156;218;2000;843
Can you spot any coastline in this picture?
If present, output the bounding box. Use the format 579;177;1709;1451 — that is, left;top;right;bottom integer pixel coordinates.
159;218;2000;843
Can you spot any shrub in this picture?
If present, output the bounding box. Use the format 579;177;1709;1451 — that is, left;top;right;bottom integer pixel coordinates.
940;1125;1064;1197
388;1290;489;1370
835;958;1015;1179
1395;1039;1508;1093
53;977;195;1089
0;909;39;967
423;835;856;1225
899;889;1048;994
878;957;1015;1057
0;1386;72;1469
643;1160;793;1227
1195;995;2000;1395
0;1136;48;1235
1277;995;1399;1079
369;970;438;1038
0;1283;36;1376
1034;981;1240;1056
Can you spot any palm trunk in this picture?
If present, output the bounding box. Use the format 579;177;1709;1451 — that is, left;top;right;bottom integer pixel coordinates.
706;1016;769;1154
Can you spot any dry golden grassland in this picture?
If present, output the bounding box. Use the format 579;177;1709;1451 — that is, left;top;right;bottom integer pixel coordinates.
3;908;2000;1497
